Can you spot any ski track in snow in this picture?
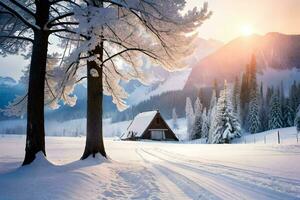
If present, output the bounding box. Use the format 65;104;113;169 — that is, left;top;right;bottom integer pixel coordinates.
135;147;300;200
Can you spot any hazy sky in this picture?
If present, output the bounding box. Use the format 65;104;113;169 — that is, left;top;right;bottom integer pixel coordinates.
187;0;300;42
1;0;300;80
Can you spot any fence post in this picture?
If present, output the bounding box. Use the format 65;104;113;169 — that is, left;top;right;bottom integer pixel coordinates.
297;132;299;144
277;131;280;144
254;136;256;144
264;135;266;144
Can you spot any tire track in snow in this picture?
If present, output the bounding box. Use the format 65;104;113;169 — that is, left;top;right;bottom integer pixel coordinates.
141;148;297;200
154;148;300;198
136;148;220;200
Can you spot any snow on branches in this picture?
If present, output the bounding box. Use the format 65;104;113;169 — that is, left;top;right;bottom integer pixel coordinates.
66;0;211;110
209;81;241;144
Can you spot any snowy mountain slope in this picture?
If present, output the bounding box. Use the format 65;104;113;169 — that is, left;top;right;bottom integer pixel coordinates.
0;76;17;86
123;38;222;105
0;37;222;120
127;68;192;105
0;135;299;200
186;33;300;89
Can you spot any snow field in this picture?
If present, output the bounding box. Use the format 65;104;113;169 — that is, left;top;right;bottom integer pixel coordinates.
0;135;300;200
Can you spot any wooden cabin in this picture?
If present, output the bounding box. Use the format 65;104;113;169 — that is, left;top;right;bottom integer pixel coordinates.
120;110;178;141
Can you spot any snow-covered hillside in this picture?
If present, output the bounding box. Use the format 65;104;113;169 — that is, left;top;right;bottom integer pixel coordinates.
127;69;192;105
0;135;299;200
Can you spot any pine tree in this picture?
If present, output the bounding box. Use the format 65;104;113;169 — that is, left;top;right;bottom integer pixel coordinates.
207;90;217;142
213;79;219;97
172;108;179;129
232;76;241;120
208;90;217;119
283;98;295;127
209;81;241;144
201;108;209;138
247;86;261;134
268;90;284;129
290;81;300;113
192;97;203;139
259;82;268;131
240;72;249;126
185;97;194;140
289;81;298;120
192;115;203;139
266;86;274;105
194;97;203;117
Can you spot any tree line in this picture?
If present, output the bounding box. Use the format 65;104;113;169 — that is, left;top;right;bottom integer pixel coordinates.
182;55;300;143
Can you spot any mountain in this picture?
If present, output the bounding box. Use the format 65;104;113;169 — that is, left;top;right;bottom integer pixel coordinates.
125;37;223;105
0;37;222;122
185;33;300;89
0;77;24;120
0;76;17;86
113;33;300;122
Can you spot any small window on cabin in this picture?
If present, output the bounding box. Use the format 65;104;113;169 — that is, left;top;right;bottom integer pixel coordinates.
156;118;159;124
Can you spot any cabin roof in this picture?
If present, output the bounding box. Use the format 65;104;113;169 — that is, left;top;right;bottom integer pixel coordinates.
121;110;158;139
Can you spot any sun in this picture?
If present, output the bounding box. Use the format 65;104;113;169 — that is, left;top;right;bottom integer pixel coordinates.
240;25;254;36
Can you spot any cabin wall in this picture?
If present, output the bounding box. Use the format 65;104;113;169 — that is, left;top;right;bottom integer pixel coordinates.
141;113;178;141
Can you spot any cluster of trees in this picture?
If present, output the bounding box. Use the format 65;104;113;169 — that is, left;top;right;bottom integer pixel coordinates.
236;55;300;134
184;54;300;143
0;0;211;165
185;81;241;143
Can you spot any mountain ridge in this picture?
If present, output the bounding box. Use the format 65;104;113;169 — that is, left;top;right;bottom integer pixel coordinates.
185;32;300;89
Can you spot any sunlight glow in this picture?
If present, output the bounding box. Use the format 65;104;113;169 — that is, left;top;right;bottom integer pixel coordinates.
240;25;254;36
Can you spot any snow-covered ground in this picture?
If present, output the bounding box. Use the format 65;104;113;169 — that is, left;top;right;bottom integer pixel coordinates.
0;135;300;200
0;117;188;139
1;118;299;145
233;127;300;145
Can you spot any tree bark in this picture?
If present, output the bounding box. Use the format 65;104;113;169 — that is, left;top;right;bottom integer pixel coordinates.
23;2;50;165
81;43;107;159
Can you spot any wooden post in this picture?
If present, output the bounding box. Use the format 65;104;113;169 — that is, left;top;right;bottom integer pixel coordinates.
297;132;299;144
264;135;266;144
277;131;280;144
254;136;256;144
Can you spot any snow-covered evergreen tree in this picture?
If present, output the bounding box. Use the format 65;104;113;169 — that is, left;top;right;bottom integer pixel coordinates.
172;108;179;130
192;97;203;139
209;81;241;144
232;76;241;120
247;86;260;134
208;90;217;119
185;97;194;140
259;82;268;131
268;90;284;129
194;97;203;117
207;90;217;142
295;105;300;133
284;98;295;127
201;108;209;138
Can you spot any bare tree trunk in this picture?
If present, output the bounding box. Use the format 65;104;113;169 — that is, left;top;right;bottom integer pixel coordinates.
23;2;50;165
81;43;107;159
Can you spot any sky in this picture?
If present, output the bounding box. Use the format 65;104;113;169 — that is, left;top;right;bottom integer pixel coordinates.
187;0;300;42
1;0;300;80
